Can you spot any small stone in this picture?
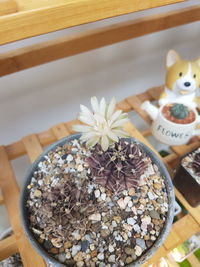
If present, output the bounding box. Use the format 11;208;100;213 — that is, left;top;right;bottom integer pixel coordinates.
72;230;81;240
90;244;95;251
141;216;151;224
94;189;100;198
127;217;136;226
100;229;110;238
51;237;62;248
50;247;58;254
124;196;131;205
128;188;135;196
149;210;160;220
148;192;155;200
125;247;135;255
123;223;132;232
64;241;72;249
154;183;162;190
121;232;128;241
97;253;104;260
101;193;106;201
77;261;84;267
135;245;143;256
112;220;117;227
66;154;73;162
58;253;66;263
74;252;83;262
88;213;101;221
66;252;71;259
117;198;126;209
136;238;146;250
113;216;121;223
108;255;115;263
90;250;97;257
33;189;42;197
133;224;140;232
126;256;133;264
108;244;115;253
146;240;153;248
128;200;133;208
151;235;156;241
72;245;81;257
144;235;150;240
81;240;90;252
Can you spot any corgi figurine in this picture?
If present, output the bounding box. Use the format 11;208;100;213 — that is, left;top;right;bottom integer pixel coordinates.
159;50;200;108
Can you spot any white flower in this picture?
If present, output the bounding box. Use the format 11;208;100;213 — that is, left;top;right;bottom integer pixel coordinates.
73;97;130;151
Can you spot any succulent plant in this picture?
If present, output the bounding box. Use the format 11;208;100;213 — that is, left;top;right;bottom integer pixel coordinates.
87;139;148;192
192;152;200;175
170;103;189;120
73;97;129;151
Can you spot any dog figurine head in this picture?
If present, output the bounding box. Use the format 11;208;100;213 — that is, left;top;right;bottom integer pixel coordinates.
166;50;200;95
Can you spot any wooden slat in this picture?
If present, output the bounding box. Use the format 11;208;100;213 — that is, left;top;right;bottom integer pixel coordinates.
147;86;164;100
0;146;45;266
0;0;17;16
22;134;43;163
126;95;152;124
66;119;81;134
173;214;199;242
0;195;3;204
163;227;181;251
174;188;200;224
51;123;70;140
171;141;200;157
0;235;18;261
0;0;186;45
116;99;132;112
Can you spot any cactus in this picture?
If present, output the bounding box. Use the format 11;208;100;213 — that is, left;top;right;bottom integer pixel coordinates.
170;103;189;120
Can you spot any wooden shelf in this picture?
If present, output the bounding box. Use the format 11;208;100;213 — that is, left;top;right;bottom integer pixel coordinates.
0;86;199;266
0;0;186;44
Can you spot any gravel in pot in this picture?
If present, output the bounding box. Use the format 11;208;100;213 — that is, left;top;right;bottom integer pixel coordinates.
20;97;174;266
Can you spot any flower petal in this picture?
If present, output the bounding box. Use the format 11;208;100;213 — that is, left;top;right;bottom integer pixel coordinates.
86;136;100;148
108;110;122;126
106;97;116;119
91;96;99;113
79;115;95;126
112;129;130;138
100;97;106;117
72;124;92;133
107;130;118;142
93;113;106;124
111;118;129;128
80;131;98;142
101;135;109;151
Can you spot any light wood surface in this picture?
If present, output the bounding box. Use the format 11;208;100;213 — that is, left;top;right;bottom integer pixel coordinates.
1;4;200;75
0;235;18;261
0;146;45;266
0;0;17;15
52;123;70;140
0;0;186;45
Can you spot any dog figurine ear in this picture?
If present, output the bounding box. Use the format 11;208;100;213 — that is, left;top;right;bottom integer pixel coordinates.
166;50;180;68
196;58;200;67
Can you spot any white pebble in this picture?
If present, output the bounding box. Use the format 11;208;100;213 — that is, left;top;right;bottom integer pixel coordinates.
101;193;106;201
108;255;115;263
128;201;133;208
148;192;155;200
112;221;117;228
66;154;73;163
71;245;81;256
97;253;104;260
135;245;143;256
133;224;141;232
108;244;115;253
127;217;136;225
94;190;100;198
88;213;101;221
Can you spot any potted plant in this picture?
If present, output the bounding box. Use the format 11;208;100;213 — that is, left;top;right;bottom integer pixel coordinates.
174;146;200;207
20;97;174;266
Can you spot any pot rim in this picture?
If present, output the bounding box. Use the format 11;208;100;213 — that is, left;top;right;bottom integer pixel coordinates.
20;134;175;267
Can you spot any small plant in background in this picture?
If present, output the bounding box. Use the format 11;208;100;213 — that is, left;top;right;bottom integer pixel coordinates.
73;97;129;151
170;103;189;119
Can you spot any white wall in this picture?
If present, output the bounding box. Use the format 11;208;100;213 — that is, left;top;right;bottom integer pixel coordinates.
0;0;200;231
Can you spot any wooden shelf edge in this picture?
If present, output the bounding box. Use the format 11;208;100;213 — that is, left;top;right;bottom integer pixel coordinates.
0;0;186;44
